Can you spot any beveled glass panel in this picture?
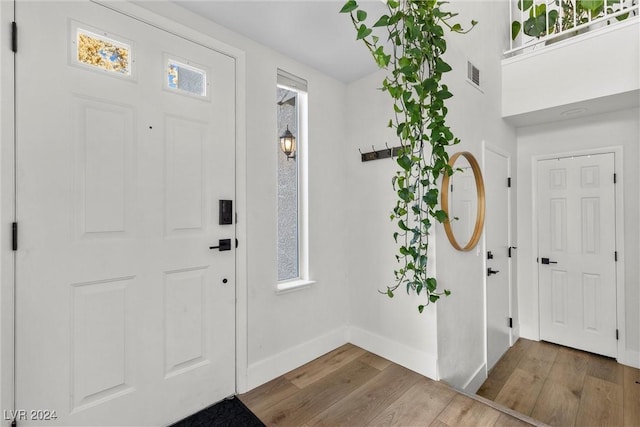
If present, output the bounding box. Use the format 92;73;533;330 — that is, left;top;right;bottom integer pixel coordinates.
77;29;131;75
167;60;207;97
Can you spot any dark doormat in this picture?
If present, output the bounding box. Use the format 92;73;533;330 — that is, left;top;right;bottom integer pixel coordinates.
170;396;265;427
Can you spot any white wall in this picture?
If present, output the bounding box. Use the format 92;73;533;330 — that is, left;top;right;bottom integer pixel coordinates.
502;20;639;119
345;70;440;380
435;0;518;391
516;108;640;367
345;0;518;390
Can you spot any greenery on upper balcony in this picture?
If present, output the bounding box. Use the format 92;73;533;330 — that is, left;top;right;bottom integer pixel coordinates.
511;0;637;40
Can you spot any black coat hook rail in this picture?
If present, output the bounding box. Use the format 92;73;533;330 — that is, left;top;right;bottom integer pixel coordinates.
360;145;404;162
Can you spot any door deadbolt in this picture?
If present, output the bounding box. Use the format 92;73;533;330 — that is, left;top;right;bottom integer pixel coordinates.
210;239;231;251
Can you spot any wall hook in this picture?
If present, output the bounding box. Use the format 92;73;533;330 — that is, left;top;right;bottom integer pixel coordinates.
360;143;405;162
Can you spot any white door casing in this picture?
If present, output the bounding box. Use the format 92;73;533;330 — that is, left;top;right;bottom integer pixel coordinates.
484;147;511;371
537;153;617;358
15;2;236;425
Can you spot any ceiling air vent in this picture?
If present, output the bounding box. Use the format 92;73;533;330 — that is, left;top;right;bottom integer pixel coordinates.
467;61;480;88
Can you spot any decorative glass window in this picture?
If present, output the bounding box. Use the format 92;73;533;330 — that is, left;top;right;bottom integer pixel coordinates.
166;59;207;98
276;70;308;285
76;29;131;75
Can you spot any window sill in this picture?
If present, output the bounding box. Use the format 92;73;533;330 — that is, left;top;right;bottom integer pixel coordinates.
275;279;316;295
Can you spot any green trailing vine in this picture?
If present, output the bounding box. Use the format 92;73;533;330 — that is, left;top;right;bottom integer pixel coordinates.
340;0;476;312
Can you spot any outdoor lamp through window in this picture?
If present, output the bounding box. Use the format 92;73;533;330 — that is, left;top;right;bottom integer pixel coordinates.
279;125;296;160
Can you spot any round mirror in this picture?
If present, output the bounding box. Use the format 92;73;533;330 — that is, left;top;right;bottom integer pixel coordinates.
441;151;485;251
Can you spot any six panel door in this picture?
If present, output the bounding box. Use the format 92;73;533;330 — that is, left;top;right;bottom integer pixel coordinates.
15;2;236;425
537;153;617;358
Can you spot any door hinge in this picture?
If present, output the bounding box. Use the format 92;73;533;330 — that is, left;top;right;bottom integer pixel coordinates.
509;317;513;328
11;22;17;53
616;329;619;340
507;177;512;188
613;173;617;184
11;222;18;251
615;251;618;262
508;246;517;258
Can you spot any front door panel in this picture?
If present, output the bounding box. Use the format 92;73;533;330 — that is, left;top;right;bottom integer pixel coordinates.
16;2;236;425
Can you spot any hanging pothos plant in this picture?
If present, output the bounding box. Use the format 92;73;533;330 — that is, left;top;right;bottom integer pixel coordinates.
341;0;476;312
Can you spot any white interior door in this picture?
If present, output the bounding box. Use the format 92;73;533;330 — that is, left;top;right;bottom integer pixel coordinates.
15;2;236;425
537;153;617;358
484;148;511;371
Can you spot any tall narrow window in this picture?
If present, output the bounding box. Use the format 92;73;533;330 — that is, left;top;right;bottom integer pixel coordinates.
277;70;308;284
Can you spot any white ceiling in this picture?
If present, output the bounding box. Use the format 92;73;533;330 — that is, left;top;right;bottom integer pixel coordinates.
171;0;388;83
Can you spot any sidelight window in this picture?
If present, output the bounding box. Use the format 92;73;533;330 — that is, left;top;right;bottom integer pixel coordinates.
276;70;309;287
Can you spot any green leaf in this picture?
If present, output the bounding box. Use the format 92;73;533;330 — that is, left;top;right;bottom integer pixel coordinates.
356;9;367;22
356;24;373;40
578;0;604;11
547;10;559;31
434;58;452;73
398;188;412;202
397;155;412;171
434;210;448;222
523;15;547;37
340;0;358;13
517;0;533;11
511;20;521;40
423;189;439;206
387;288;394;298
373;15;389;27
418;304;425;313
422;78;438;93
429;294;440;303
436;89;453;100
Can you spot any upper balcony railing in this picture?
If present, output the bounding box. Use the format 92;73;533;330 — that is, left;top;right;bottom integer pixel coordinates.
506;0;638;57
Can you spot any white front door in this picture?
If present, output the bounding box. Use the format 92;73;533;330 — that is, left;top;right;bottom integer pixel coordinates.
484;148;511;370
537;153;617;358
15;2;236;425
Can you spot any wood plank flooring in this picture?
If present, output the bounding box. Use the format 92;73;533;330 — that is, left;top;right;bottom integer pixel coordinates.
240;344;536;427
477;338;640;427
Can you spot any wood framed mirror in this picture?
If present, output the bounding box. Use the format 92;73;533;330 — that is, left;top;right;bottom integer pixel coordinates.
441;151;486;251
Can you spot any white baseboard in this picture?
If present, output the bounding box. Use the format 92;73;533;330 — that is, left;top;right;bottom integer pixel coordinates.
462;363;487;394
244;326;348;392
619;348;640;369
347;325;438;380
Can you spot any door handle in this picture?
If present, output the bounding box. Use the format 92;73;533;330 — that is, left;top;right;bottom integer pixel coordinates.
540;257;557;265
209;239;231;251
487;268;500;276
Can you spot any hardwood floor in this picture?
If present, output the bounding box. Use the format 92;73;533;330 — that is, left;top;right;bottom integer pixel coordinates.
239;344;537;427
477;338;640;427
